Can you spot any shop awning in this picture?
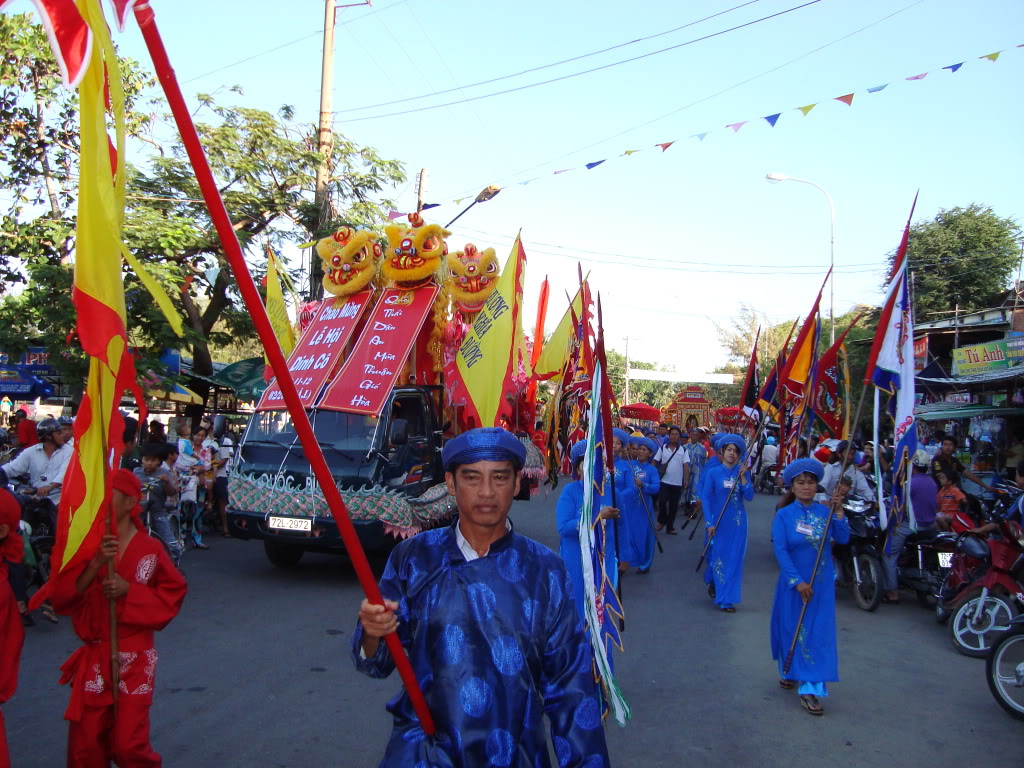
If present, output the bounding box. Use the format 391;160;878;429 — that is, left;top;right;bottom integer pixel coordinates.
917;367;1024;387
211;357;268;399
915;405;1024;421
147;382;203;404
619;402;661;421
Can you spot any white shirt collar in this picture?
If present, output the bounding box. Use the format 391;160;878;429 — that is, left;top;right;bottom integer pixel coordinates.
455;518;511;561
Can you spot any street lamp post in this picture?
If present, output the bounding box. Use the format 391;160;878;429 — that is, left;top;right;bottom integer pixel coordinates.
766;172;836;345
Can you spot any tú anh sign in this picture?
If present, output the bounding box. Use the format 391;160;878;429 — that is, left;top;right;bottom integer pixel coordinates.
952;340;1008;376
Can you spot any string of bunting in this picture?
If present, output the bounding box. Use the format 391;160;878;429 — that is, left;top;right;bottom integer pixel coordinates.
391;44;1020;218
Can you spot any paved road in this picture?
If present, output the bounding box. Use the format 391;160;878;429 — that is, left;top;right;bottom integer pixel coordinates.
7;490;1020;766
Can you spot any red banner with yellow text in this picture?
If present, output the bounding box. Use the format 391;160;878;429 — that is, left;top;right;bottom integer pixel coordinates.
319;285;439;415
256;290;372;411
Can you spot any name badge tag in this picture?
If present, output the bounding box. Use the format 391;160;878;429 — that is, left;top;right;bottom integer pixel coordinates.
796;521;814;535
723;479;735;489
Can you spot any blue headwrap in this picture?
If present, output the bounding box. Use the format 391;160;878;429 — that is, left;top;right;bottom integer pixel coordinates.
717;434;746;454
782;458;825;485
442;427;527;472
629;436;659;456
711;432;727;451
612;428;631;444
569;440;587;464
765;436;777;445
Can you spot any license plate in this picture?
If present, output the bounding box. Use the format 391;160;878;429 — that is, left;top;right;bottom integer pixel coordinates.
268;516;312;532
938;552;953;568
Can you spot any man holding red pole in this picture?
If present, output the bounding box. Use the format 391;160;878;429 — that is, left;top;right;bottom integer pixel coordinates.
355;428;610;766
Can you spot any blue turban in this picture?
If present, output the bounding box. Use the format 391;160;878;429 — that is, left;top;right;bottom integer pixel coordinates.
629;436;659;456
717;434;746;454
711;432;727;451
782;457;825;485
442;427;526;472
612;428;631;444
569;440;587;464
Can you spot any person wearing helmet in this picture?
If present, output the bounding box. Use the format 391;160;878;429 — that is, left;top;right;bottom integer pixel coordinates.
757;436;780;492
0;416;72;510
881;449;939;604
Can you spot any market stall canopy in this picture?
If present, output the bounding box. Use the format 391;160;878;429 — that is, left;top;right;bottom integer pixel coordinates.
917;367;1024;388
146;382;202;404
211;357;268;400
619;402;661;421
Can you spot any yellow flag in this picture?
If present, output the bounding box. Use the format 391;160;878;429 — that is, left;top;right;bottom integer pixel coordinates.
533;284;586;380
454;236;527;426
265;249;296;359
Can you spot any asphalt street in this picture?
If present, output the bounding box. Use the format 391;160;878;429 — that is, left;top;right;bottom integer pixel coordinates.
7;489;1021;767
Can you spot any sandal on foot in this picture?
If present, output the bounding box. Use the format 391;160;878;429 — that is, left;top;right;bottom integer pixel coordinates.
40;603;59;624
708;584;716;599
779;679;796;690
721;605;736;613
800;695;824;716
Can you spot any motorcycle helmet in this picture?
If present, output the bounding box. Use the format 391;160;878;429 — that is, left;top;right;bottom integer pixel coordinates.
36;417;61;440
766;436;776;445
58;415;74;426
912;449;931;468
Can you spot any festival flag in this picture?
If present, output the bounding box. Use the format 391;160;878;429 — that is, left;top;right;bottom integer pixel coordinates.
763;113;781;127
905;73;928;81
867;84;889;93
656;141;675;152
453;235;529;427
533;283;588;381
263;247;296;381
0;0;93;87
814;313;862;437
980;51;1001;62
739;327;760;420
866;195;919;530
834;93;855;106
726;121;747;133
27;0;148;602
579;356;629;726
691;132;708;141
943;62;964;72
526;276;550;409
586;160;606;170
797;103;817;116
778;271;830;397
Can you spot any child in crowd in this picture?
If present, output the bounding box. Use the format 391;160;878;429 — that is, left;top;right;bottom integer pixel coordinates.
935;470;968;532
133;443;181;564
174;441;206;550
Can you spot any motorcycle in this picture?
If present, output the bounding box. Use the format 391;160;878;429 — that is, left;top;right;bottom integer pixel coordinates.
834;494;884;611
987;613;1024;719
888;505;958;608
944;496;1024;658
141;476;183;567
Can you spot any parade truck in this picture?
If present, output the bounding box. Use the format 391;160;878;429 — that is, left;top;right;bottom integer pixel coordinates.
226;216;528;567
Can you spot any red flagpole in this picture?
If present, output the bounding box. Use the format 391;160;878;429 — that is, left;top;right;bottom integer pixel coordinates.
132;2;435;735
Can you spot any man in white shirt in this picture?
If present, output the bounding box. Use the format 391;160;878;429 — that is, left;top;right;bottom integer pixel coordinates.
654;427;690;534
211;432;235;537
756;437;780;491
0;417;72;525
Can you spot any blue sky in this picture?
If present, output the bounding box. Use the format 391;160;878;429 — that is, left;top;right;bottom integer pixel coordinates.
10;0;1022;374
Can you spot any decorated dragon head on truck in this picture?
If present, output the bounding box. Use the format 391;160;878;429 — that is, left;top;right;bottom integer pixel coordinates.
446;243;500;316
315;226;383;297
382;212;450;287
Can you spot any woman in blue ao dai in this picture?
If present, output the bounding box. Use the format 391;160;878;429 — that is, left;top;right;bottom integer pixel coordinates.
621;437;660;573
700;434;752;612
771;458;850;716
608;429;638;575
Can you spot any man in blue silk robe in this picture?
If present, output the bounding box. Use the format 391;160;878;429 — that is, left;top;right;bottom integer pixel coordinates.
352;427;610;767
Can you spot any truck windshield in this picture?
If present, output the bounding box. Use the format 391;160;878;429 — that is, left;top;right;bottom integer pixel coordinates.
244;410;380;454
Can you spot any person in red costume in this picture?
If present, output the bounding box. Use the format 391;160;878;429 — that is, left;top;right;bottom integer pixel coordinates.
0;490;25;768
50;469;187;767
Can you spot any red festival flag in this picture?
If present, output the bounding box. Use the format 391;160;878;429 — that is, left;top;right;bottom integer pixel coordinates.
778;271;830;397
814;313;863;437
739;327;760;412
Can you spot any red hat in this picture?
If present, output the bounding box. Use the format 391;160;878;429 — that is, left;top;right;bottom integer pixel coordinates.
0;488;24;564
111;468;142;499
812;445;832;463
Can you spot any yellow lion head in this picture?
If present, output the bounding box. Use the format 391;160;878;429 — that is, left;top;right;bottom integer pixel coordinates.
382;213;449;286
447;243;500;313
316;227;382;297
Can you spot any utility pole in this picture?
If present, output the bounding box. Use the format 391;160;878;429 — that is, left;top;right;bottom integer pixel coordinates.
416;168;429;213
954;303;961;349
623;336;631;405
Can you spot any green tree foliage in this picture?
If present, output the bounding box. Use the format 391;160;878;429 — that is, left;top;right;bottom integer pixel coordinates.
604;348;676;408
891;204;1022;323
0;13;405;406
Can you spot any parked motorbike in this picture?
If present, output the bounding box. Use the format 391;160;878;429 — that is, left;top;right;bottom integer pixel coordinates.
141;476;182;567
944;498;1024;658
834;494;884;611
890;512;958;609
987;613;1024;719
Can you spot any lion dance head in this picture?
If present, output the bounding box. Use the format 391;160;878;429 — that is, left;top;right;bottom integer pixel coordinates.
316;226;382;297
382;212;450;287
446;243;499;315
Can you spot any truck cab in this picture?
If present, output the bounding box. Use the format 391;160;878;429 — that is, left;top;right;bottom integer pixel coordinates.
226;385;447;567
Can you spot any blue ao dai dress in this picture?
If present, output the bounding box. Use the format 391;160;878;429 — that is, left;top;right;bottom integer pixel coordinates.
621;459;659;571
770;500;850;692
700;462;752;608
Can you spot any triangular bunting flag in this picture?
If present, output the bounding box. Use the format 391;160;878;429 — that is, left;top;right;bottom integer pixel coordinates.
518;179;536;185
725;121;746;133
943;62;964;72
553;169;572;175
623;149;640;156
420;203;440;211
453;198;466;205
387;210;404;220
656;141;675;152
834;93;854;106
905;73;928;80
867;84;889;93
797;103;816;116
980;51;1001;62
690;132;708;141
585;160;606;170
763;113;781;127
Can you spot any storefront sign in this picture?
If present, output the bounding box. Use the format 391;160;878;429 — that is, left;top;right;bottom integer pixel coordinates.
952;341;1008;376
319;285;439;415
914;336;928;372
1006;337;1024;363
256;291;372;411
0;346;55;376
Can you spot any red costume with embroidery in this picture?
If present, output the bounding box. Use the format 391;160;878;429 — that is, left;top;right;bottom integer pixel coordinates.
0;490;25;768
50;531;186;767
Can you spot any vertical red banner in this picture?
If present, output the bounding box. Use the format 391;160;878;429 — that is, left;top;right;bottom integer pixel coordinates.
255;290;372;411
319;285;439;415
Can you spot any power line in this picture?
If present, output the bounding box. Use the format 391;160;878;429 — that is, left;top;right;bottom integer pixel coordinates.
337;0;766;113
338;0;826;123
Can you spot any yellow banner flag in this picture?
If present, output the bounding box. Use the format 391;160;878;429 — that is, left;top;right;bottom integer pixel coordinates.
265;249;296;360
533;284;586;381
453;235;528;426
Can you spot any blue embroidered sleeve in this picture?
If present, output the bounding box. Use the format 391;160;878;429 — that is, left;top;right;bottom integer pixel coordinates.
830;515;851;545
772;510;802;588
641;463;660;496
351;545;413;679
556;482;583;539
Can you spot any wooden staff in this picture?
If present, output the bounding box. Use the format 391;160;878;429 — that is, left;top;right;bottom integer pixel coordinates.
782;383;868;677
628;458;663;555
694;417;770;571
